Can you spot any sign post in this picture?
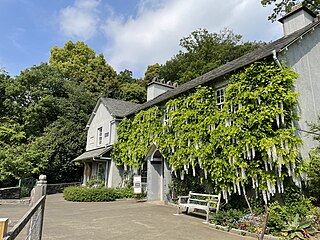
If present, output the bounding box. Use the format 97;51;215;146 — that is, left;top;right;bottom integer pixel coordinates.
133;175;142;194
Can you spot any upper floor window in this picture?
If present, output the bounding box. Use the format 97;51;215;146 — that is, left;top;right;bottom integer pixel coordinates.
216;88;225;109
97;127;103;146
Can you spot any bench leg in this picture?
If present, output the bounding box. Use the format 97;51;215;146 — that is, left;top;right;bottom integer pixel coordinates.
206;209;209;223
186;207;189;214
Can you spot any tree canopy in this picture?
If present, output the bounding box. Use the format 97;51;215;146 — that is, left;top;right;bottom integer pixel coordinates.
159;28;264;85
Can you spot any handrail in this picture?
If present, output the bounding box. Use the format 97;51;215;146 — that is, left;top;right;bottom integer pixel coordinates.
4;195;46;240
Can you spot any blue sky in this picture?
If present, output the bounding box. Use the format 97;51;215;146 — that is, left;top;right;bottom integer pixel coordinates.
0;0;283;78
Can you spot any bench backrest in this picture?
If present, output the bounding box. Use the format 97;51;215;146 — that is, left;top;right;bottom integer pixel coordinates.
188;191;221;211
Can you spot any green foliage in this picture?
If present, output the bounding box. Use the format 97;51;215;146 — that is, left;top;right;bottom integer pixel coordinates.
169;175;206;199
119;82;146;103
307;120;320;204
63;186;143;202
50;41;118;96
144;63;160;84
160;28;264;84
86;178;105;188
114;60;303;204
268;199;314;234
281;214;314;239
261;0;320;22
63;186;117;202
113;106;163;168
20;186;30;198
0;117;44;186
212;209;248;229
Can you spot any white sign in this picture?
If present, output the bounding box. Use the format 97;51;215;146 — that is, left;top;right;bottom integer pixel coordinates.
133;175;142;194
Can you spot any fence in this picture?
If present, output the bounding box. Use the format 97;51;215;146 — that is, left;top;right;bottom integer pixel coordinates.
0;175;47;240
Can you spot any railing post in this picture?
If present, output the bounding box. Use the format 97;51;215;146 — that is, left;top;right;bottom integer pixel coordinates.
0;218;8;240
29;175;47;240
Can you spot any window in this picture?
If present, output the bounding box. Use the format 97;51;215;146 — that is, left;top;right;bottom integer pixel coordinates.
216;88;225;109
97;127;103;146
104;132;109;138
97;162;106;181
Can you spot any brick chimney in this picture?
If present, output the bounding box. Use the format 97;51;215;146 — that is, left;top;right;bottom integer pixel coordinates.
147;78;175;101
278;4;317;36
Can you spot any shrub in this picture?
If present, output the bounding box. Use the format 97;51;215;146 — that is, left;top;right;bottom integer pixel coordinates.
63;186;116;202
86;178;104;188
267;198;314;235
63;186;146;202
308;154;320;204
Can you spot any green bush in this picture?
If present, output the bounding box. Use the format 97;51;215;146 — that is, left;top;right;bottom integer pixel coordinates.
63;186;146;202
20;186;30;198
63;186;116;202
86;178;104;188
267;198;314;235
212;209;248;228
308;154;320;204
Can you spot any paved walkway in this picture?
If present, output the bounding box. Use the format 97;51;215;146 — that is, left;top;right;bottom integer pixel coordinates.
1;194;254;240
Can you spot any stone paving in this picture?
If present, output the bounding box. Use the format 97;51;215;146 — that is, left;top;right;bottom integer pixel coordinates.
1;194;254;240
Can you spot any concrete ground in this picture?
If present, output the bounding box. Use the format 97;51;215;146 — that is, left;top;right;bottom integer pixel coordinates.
1;194;254;240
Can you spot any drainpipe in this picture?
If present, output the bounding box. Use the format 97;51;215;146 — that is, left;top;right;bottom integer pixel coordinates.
272;50;283;69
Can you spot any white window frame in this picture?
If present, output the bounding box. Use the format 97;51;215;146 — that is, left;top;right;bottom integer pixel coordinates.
216;88;225;110
97;127;103;146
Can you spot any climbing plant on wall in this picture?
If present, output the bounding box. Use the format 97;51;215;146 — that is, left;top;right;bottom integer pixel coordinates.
113;106;162;169
113;60;305;204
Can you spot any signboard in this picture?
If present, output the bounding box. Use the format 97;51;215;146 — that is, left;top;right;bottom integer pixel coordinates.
133;175;142;194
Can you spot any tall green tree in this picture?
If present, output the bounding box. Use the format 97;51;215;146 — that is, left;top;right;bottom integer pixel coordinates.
4;63;66;137
50;41;118;96
0;117;45;187
261;0;320;21
144;64;160;84
160;28;264;85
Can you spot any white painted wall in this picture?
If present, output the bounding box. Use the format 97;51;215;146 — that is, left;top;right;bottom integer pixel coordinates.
147;82;173;101
280;26;320;158
86;103;113;151
282;10;314;36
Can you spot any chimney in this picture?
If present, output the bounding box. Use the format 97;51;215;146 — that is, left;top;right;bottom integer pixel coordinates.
278;4;317;36
147;77;175;101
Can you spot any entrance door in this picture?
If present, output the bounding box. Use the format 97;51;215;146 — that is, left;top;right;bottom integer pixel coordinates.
147;150;164;201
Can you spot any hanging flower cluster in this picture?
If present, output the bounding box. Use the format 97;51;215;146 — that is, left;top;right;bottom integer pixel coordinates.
113;61;306;204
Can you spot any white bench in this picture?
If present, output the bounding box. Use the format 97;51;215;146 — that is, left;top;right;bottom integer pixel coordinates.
177;191;221;223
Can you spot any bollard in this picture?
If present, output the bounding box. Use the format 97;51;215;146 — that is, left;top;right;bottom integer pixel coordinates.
0;218;8;240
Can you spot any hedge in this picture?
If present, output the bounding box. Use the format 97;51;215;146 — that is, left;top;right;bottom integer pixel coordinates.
63;186;144;202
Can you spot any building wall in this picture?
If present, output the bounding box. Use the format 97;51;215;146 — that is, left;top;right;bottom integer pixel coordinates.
86;103;113;151
280;26;320;158
108;160;123;188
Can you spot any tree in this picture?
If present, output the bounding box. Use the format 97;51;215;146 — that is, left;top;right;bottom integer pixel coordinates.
0;117;45;187
261;0;320;21
119;83;146;103
4;63;67;137
50;41;118;95
160;28;264;85
144;64;160;85
21;76;96;183
0;72;10;117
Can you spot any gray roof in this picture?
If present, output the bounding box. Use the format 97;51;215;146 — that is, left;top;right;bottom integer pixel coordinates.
100;97;140;117
126;20;320;116
72;146;113;162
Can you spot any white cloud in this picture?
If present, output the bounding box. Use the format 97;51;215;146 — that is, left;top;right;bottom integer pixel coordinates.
59;0;101;40
101;0;283;78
